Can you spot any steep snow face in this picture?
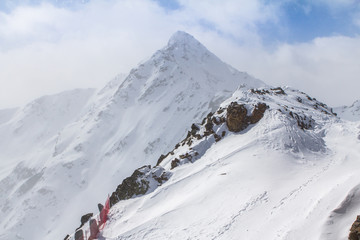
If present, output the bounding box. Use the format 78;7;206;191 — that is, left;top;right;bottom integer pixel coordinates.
114;31;264;108
88;88;359;240
335;100;360;121
0;31;265;240
0;89;96;239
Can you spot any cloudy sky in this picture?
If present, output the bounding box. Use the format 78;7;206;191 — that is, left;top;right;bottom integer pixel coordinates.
0;0;359;109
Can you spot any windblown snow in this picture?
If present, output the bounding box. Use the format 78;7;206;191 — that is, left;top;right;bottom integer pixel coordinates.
0;31;359;240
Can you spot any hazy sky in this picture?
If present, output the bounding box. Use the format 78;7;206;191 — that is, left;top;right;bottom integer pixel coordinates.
0;0;359;109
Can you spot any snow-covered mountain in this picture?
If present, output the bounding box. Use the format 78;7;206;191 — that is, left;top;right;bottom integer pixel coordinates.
334;100;360;121
69;86;360;240
0;31;265;240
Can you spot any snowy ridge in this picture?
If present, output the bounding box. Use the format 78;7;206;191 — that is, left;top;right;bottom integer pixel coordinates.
0;31;265;240
91;88;359;240
335;100;360;121
67;86;348;240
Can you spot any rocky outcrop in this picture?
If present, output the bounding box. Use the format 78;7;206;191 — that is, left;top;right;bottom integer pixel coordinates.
250;103;267;124
76;213;93;230
109;165;170;207
349;215;360;240
288;111;314;130
171;158;180;170
226;102;268;132
250;87;286;95
74;229;84;240
226;103;248;132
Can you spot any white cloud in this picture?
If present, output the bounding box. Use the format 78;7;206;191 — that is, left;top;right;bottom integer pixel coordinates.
0;0;359;109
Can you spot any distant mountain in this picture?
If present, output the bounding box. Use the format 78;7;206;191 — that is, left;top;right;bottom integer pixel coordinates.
0;31;265;240
334;100;360;121
0;108;17;125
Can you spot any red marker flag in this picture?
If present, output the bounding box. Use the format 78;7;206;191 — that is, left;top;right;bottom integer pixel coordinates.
99;196;110;230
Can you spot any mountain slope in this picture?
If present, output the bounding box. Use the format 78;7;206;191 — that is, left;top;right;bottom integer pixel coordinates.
0;31;265;240
73;87;360;240
0;108;17;125
334;100;360;121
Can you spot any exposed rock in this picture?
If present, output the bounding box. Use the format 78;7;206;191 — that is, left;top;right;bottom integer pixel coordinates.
156;154;167;166
64;234;70;240
204;119;214;136
251;89;270;95
217;108;224;114
74;229;84;240
191;123;200;135
226;102;249;132
186;138;193;146
179;153;192;161
349;215;360;240
250;103;267;124
251;87;286;96
171;158;180;170
271;87;286;95
81;213;93;225
97;203;104;213
226;102;268;132
214;134;221;142
76;213;93;230
289;111;313;130
109;165;170;207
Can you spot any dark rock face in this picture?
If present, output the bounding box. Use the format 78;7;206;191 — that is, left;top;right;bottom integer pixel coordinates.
349;215;360;240
76;213;93;230
288;111;313;130
250;103;267;124
271;87;286;95
226;102;267;132
156;154;167;166
171;158;180;170
97;203;104;213
74;229;84;240
109;166;151;207
191;123;200;135
226;102;248;132
250;87;286;96
109;165;170;207
81;213;93;225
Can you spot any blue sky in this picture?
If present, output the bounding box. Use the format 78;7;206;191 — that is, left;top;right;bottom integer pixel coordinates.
151;0;360;44
0;0;359;108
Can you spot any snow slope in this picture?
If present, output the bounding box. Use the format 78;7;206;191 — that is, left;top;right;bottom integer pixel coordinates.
81;87;360;240
0;31;265;240
335;100;360;121
0;108;17;125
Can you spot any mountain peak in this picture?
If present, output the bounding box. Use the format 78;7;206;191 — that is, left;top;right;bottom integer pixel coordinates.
114;31;265;106
167;31;200;47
